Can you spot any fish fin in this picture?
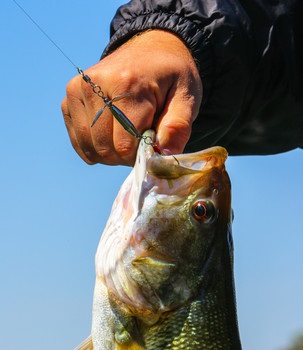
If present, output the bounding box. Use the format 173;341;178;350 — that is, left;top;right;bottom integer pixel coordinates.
74;335;93;350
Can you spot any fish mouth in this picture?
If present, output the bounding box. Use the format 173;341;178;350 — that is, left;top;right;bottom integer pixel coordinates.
135;130;199;180
131;129;229;214
135;130;228;180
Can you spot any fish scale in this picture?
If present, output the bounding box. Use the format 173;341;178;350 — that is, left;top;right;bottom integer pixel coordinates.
140;297;232;349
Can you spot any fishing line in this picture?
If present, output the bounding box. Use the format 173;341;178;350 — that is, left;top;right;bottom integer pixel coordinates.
12;0;78;69
11;0;163;152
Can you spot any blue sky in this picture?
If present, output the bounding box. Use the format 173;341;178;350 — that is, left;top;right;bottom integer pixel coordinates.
0;1;302;349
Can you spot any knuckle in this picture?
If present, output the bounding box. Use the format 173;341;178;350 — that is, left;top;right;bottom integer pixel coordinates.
116;144;135;159
165;117;191;131
112;69;139;95
61;98;69;119
115;140;137;165
65;75;81;96
81;150;99;165
94;146;119;165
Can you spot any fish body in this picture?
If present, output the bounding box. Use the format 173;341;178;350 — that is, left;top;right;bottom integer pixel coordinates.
76;130;241;350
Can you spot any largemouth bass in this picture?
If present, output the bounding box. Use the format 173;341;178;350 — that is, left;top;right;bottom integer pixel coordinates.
76;130;241;350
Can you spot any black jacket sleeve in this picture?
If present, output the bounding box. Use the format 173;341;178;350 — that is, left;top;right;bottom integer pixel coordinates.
102;0;303;155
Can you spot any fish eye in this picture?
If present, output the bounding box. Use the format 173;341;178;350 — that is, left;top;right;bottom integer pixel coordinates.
192;200;216;223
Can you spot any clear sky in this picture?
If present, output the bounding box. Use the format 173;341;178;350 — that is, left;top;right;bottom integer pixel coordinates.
0;1;302;349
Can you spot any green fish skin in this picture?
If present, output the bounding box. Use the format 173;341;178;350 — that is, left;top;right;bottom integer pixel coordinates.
75;130;241;350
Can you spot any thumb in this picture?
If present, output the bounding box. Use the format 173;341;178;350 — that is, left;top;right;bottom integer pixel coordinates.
156;93;200;155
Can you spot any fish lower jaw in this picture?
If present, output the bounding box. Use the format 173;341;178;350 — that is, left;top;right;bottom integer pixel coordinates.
108;288;170;326
104;264;198;327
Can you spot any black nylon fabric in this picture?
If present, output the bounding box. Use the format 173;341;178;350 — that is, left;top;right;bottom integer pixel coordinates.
102;0;303;155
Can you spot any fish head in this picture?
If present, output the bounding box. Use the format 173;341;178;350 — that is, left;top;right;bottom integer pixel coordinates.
96;130;232;321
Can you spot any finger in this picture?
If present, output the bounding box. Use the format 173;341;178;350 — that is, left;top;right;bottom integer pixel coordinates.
81;67;133;165
156;87;201;155
110;91;158;165
65;76;107;164
84;94;117;165
61;95;95;164
90;107;123;165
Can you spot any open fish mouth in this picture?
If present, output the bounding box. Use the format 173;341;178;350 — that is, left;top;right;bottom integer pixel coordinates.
136;130;228;179
132;130;228;214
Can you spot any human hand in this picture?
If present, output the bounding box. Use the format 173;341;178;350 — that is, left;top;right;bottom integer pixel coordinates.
61;30;202;165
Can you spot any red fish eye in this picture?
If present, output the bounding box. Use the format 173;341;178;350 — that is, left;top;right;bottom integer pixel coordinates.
192;200;215;223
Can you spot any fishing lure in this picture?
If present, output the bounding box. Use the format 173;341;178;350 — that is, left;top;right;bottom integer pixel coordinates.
12;0;162;154
77;68;139;133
